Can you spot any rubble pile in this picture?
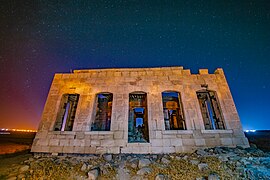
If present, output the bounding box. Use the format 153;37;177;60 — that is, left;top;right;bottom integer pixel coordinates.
4;146;270;180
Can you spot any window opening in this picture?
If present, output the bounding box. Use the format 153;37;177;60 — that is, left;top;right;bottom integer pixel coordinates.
197;90;225;130
54;94;79;131
91;93;113;131
162;91;186;130
128;92;149;143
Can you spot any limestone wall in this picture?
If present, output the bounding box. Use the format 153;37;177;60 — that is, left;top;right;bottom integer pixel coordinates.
31;67;249;154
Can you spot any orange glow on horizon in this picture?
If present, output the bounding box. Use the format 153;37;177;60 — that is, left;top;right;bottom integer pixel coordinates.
0;128;37;132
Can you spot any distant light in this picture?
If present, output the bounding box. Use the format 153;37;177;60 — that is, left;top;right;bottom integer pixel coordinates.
0;128;37;132
245;130;256;132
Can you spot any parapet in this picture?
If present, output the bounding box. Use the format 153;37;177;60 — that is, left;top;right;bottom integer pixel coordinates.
69;66;224;76
73;66;184;74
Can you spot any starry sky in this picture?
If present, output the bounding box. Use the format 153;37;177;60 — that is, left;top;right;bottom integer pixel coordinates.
0;0;269;130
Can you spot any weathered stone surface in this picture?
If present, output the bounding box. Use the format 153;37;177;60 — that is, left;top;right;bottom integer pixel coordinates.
17;174;25;179
195;177;206;180
137;167;152;175
103;154;112;162
161;157;170;164
31;67;249;154
19;165;29;172
190;159;200;165
138;158;151;168
208;173;220;180
81;163;87;171
183;155;189;160
116;161;130;180
155;174;166;180
129;158;139;168
88;168;99;180
198;163;208;171
196;149;208;156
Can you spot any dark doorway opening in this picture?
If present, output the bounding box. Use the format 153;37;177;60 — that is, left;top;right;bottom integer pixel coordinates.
128;92;149;143
197;90;225;130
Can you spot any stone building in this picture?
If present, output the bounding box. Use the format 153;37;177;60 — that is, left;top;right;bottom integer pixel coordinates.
31;67;249;154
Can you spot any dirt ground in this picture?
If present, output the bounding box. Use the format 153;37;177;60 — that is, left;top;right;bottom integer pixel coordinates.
0;131;269;179
0;149;32;179
0;132;35;179
0;143;31;155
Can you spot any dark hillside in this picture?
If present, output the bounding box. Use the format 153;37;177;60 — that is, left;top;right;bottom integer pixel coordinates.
245;130;270;152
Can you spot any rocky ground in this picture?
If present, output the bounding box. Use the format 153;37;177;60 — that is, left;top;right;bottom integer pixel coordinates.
0;145;269;180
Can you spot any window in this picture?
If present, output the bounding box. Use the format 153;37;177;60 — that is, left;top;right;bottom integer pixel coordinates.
54;94;79;131
128;92;149;143
91;93;113;131
197;90;225;130
162;91;186;130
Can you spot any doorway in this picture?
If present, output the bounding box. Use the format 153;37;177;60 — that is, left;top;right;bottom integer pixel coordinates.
128;92;149;143
197;90;225;130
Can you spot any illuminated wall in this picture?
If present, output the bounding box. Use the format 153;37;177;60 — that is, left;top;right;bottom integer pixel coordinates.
31;67;249;154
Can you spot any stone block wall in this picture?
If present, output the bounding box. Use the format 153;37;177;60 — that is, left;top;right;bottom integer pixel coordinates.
31;67;249;154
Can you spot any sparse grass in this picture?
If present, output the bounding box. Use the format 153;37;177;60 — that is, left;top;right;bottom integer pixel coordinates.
27;159;84;180
126;164;140;177
99;164;117;179
0;174;7;180
0;152;242;179
27;157;118;179
144;156;233;180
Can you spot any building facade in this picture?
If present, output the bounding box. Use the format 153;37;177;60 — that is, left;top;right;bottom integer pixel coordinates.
31;67;249;154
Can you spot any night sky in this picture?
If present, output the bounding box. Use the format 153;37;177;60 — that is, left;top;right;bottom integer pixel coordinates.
0;1;269;130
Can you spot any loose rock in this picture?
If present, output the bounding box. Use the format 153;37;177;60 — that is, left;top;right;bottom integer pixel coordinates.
88;168;99;180
138;158;151;168
183;155;188;160
137;167;152;175
155;174;166;180
196;149;208;156
208;173;220;180
161;157;170;164
19;165;29;172
129;158;139;168
190;159;200;165
198;163;208;171
103;154;112;162
17;174;26;179
195;177;206;180
81;163;87;171
2;146;270;179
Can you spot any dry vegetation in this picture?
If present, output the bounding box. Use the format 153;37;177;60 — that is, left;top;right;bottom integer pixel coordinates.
25;156;116;180
28;160;83;179
1;132;269;180
126;155;233;180
1;152;232;180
